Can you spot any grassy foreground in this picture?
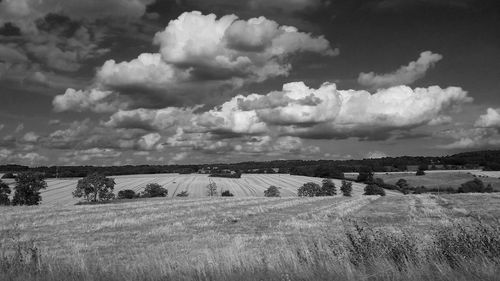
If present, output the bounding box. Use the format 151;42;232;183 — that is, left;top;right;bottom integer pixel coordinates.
1;194;500;280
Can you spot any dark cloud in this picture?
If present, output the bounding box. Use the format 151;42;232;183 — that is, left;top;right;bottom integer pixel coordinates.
0;22;21;36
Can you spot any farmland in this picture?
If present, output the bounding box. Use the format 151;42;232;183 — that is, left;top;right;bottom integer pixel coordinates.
1;191;499;281
3;174;368;206
345;170;500;192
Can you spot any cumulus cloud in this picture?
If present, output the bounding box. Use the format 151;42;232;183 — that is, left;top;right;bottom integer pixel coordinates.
186;82;471;140
475;108;500;128
54;11;336;111
53;88;123;113
365;151;387;159
358;51;443;89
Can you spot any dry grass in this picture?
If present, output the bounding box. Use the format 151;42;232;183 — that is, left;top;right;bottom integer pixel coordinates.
1;193;499;280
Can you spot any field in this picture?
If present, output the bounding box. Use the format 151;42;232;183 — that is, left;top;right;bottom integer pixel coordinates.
3;174;368;206
345;170;500;191
1;189;500;280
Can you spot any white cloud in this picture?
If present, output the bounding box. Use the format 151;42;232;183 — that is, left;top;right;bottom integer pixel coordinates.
22;131;40;143
53;88;123;113
358;51;443;89
365;151;387;159
54;11;336;111
475;108;500;128
137;133;162;151
187;82;471;140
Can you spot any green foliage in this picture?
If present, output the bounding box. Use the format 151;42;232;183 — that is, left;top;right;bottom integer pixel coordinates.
142;183;168;198
416;169;426;176
221;190;234;197
72;173;115;202
1;172;15;179
396;178;409;189
209;171;241;178
0;180;11;205
264;186;281;197
320;179;337;196
364;184;386;196
458;178;493;193
176;191;189;197
12;172;47;206
357;167;374;183
340;180;353;196
117;189;138;199
206;182;218;197
297;182;321;197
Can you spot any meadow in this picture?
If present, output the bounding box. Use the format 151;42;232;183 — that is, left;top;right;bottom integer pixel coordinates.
1;183;499;280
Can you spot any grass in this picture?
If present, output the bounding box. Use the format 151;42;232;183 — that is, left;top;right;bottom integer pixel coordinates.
1;193;500;280
375;171;500;191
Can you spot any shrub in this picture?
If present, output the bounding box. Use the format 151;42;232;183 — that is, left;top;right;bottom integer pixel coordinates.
298;182;321;197
458;178;493;193
319;178;337;196
264;185;281;197
209;172;241;178
0;180;11;205
142;183;168;198
364;184;386;196
221;190;234;197
73;173;115;202
416;169;425;176
340;180;353;196
176;191;189;197
12;172;47;205
117;189;138;199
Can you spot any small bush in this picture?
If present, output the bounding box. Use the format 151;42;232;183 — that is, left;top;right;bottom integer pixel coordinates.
176;191;189;197
458;178;493;193
264;186;281;197
364;184;386;196
142;183;168;198
221;190;234;197
117;189;138;199
340;180;353;196
298;182;321;197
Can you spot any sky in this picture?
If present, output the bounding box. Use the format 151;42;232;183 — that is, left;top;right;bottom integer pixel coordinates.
0;0;499;166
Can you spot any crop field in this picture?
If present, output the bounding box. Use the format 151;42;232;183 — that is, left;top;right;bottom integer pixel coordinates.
2;174;369;206
1;192;499;281
346;170;500;191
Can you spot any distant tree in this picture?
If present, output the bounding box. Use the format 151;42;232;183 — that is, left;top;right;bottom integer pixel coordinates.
221;190;234;197
72;173;115;202
1;172;15;179
176;191;189;197
12;172;47;205
264;186;281;197
458;178;493;193
357;167;374;183
0;180;11;205
142;183;168;198
117;189;138;199
364;184;386;196
340;180;353;196
298;182;321;197
320;179;337;196
416;169;426;176
207;181;218;197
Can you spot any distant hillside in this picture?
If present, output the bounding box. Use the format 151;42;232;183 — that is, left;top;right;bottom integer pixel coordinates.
1;150;499;178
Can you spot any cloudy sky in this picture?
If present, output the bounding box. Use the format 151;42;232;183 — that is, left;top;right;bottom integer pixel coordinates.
1;0;499;166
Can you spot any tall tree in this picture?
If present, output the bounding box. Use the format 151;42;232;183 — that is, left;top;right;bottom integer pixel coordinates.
320;179;337;196
12;173;47;205
73;173;115;202
206;181;218;197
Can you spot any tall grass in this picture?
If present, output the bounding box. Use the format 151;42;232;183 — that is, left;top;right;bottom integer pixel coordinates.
1;219;499;281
